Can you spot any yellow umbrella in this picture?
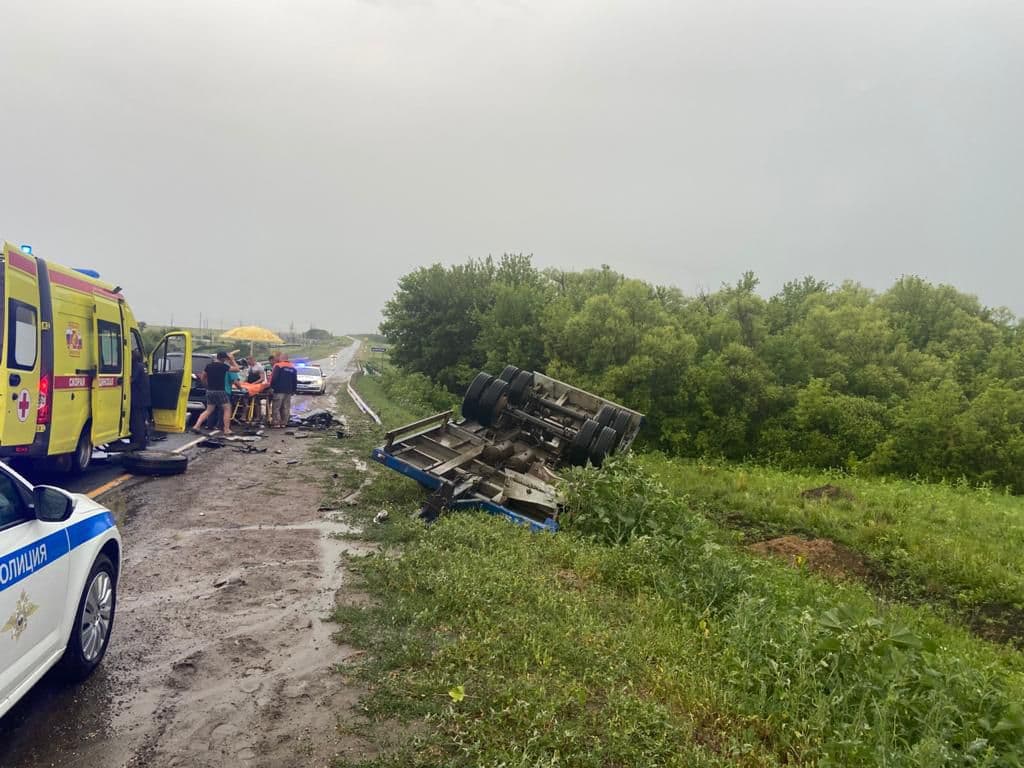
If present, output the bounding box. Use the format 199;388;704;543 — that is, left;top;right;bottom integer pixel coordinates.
220;325;285;354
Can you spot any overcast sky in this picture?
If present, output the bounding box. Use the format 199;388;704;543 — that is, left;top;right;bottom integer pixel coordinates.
2;0;1022;333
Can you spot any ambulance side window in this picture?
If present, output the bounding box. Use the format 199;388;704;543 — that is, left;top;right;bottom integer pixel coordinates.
7;301;38;371
97;321;122;375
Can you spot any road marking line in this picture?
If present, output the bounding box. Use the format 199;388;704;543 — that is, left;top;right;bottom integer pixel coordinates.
85;430;221;499
85;475;132;499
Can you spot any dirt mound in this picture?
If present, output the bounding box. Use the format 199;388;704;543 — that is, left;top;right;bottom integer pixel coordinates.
748;535;868;581
800;483;854;501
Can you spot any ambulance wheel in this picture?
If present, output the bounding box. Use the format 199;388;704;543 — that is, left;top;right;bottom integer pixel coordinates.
61;553;116;681
56;434;92;475
122;450;188;477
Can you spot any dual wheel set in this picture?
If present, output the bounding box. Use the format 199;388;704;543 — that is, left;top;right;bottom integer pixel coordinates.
567;404;633;468
461;365;632;468
461;365;534;427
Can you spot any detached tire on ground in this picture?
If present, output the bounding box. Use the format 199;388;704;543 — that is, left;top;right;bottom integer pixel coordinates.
122;450;188;477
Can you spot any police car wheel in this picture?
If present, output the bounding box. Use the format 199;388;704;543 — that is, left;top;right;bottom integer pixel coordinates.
122;450;189;476
62;554;116;681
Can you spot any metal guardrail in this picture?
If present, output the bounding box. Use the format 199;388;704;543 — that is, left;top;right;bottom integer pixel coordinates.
347;383;382;424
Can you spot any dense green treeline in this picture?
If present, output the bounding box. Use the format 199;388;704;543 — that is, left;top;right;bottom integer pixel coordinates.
380;255;1024;491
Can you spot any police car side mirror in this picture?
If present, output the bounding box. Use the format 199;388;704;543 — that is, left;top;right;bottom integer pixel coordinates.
34;485;75;523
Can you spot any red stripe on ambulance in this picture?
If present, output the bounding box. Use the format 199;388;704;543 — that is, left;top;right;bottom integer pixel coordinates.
53;376;92;390
7;249;38;276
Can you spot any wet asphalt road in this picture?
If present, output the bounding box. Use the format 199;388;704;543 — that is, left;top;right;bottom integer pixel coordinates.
0;342;361;767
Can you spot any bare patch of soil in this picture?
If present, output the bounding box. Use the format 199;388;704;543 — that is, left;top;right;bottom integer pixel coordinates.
748;535;869;581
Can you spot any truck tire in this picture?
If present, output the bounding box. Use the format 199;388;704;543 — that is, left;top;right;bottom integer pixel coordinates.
477;379;510;427
508;370;534;405
462;373;494;422
498;365;520;384
122;450;188;477
589;426;618;467
610;410;632;447
569;419;601;466
595;404;618;428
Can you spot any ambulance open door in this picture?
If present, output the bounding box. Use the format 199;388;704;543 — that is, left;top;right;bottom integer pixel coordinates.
91;301;128;445
148;331;192;433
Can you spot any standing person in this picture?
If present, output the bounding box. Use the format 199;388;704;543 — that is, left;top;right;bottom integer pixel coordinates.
129;349;151;450
192;351;240;435
270;353;298;428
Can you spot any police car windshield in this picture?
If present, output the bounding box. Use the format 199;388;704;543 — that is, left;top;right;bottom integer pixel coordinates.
297;366;321;376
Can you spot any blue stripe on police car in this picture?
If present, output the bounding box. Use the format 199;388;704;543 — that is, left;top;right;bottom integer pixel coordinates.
0;512;116;594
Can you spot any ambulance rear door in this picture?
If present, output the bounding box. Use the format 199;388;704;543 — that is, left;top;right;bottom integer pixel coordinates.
1;245;42;448
90;299;127;445
149;331;192;433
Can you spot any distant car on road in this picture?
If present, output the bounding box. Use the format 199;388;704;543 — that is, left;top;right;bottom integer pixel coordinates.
295;365;327;395
0;462;122;719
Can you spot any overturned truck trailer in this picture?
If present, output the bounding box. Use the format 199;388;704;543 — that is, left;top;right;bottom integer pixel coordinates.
370;365;644;531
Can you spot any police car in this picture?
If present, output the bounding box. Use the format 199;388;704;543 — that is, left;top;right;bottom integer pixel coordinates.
295;364;327;395
0;461;120;718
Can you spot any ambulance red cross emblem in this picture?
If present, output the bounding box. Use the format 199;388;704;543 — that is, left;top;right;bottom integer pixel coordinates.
16;389;31;422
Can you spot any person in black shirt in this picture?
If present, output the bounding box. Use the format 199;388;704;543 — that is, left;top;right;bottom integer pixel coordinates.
129;349;151;450
191;351;240;435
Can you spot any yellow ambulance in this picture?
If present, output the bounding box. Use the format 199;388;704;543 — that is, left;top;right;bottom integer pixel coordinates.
0;241;193;472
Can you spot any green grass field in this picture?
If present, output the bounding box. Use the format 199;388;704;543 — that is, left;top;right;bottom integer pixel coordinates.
328;373;1024;767
640;455;1024;643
